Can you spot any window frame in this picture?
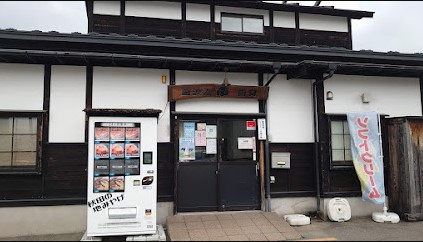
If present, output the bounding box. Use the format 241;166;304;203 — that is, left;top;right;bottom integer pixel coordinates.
0;111;44;175
328;115;354;170
220;13;265;35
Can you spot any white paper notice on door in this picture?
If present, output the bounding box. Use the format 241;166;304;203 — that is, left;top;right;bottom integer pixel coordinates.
195;130;206;147
238;137;254;150
206;125;217;138
206;138;217;154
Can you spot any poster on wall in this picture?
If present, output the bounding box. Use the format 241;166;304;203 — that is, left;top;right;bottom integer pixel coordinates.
184;122;196;138
206;125;217;138
238;137;254;150
179;138;195;160
206;138;217;154
195;130;207;147
197;123;206;131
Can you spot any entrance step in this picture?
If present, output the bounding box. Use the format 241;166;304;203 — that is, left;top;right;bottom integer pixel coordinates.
166;211;303;241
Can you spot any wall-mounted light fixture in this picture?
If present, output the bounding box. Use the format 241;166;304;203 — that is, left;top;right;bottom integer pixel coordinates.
361;93;371;103
326;91;334;100
162;75;167;84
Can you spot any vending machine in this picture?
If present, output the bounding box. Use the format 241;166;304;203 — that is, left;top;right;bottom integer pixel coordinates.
86;116;157;237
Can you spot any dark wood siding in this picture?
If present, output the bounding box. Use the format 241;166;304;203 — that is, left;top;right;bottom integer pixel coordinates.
92;13;350;49
273;27;296;45
186;21;211;40
215;24;270;44
93;14;120;34
43;143;88;199
299;29;350;49
157;143;175;201
125;17;182;38
269;143;316;197
386;118;423;221
0;142;175;205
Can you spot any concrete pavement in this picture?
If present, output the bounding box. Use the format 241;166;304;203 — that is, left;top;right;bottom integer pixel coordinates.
296;217;423;241
1;216;423;241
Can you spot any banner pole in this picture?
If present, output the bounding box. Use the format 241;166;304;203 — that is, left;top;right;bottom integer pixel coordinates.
377;113;388;215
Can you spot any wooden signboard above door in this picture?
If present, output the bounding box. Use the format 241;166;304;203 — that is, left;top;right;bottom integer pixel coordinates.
168;84;269;102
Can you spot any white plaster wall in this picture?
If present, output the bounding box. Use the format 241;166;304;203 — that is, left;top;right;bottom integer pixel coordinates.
175;71;259;114
271;197;317;215
215;6;270;26
49;66;86;143
92;67;170;143
0;63;44;111
186;3;210;22
299;13;348;32
324;75;422;117
267;75;314;143
93;1;120;16
0;202;173;238
271;196;385;219
125;1;182;20
273;11;296;28
0;205;86;238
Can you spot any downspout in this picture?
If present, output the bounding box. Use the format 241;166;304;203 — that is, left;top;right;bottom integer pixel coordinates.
264;62;282;212
312;64;337;216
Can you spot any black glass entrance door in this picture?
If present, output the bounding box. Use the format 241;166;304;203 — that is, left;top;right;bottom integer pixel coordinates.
218;119;260;211
176;118;260;212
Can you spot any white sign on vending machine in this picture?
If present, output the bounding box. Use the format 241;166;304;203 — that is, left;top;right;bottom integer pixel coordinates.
87;117;157;237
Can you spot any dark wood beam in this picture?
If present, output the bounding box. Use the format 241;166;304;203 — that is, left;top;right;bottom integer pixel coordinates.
85;65;93;143
295;11;300;45
269;10;274;43
120;1;126;35
210;3;216;40
182;1;187;38
347;17;352;49
86;1;94;33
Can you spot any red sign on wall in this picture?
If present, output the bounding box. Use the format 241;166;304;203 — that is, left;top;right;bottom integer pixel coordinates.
246;120;256;131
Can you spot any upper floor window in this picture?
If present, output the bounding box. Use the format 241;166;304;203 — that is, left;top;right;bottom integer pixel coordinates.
221;13;264;34
0;113;43;174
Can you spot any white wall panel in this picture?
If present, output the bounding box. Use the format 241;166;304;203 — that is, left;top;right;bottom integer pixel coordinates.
186;3;210;22
175;71;259;114
215;6;269;26
93;1;120;16
0;63;44;111
273;11;295;28
125;1;181;20
299;13;348;32
92;67;170;142
267;75;314;143
49;66;86;143
324;75;422;117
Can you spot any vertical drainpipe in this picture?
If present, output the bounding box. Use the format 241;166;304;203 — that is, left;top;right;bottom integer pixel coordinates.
312;65;337;216
264;63;282;212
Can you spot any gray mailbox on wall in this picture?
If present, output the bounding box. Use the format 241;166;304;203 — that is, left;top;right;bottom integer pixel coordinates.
271;152;291;169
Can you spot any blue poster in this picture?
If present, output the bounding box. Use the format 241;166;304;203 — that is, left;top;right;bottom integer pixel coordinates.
179;138;195;161
183;122;195;138
347;111;385;204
